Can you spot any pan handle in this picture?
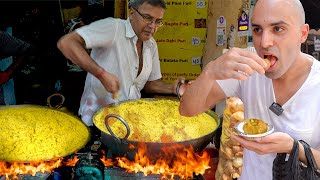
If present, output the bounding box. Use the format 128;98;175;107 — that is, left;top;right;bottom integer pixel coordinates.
47;93;65;109
105;114;131;142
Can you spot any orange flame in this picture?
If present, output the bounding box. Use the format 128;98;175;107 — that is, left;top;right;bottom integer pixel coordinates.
116;143;211;179
0;144;211;180
64;156;79;166
99;149;115;166
100;157;115;167
0;158;62;179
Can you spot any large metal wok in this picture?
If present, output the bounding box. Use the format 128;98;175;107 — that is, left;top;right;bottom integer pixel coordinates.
93;98;220;160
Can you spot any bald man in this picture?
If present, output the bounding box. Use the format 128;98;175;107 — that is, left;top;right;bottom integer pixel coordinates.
179;0;320;179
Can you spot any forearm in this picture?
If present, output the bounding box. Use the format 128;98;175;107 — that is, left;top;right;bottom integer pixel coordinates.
143;80;175;94
57;32;103;77
179;71;225;117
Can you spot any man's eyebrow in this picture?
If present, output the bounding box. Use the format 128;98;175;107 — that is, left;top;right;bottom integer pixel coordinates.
270;20;289;26
252;20;289;27
251;23;260;27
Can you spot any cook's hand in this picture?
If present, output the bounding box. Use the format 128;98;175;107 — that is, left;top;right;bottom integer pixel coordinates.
204;47;269;81
231;132;294;154
96;69;120;95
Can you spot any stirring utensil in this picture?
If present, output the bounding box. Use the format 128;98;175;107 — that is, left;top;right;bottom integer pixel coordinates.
113;91;119;107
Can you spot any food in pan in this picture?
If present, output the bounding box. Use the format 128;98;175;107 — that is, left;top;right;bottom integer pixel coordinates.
243;118;268;135
93;99;218;142
0;106;89;162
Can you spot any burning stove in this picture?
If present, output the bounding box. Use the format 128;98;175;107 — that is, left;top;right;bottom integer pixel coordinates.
72;139;206;180
1;128;214;180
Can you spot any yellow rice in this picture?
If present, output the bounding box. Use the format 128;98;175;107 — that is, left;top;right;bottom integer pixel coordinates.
93;99;218;142
0;106;89;162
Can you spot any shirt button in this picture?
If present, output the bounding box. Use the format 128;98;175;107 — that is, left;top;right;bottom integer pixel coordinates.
135;67;138;70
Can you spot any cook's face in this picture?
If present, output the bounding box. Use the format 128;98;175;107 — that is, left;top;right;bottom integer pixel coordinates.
129;3;164;41
252;0;307;79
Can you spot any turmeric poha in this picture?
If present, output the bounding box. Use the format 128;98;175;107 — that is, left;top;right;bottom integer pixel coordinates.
93;99;218;142
0;106;89;162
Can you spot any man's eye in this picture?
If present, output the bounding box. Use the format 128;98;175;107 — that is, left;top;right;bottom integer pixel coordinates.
274;26;284;32
145;16;154;22
253;27;262;33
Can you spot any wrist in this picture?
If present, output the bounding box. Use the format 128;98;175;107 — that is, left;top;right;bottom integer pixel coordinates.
94;68;106;79
202;70;215;81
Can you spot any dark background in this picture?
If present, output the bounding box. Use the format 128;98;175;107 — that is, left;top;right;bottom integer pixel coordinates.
301;0;320;30
0;0;115;113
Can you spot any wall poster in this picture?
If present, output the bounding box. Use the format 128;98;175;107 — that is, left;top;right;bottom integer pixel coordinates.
126;0;208;83
216;16;226;46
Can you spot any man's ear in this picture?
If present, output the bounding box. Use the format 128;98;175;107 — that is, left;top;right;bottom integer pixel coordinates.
300;24;309;43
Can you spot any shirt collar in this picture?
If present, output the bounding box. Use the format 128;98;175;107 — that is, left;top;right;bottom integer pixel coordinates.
125;18;154;49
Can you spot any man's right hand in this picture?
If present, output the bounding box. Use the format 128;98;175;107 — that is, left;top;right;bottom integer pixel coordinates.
203;47;268;81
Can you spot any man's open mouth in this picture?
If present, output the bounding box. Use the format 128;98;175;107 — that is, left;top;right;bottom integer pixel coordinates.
264;54;278;69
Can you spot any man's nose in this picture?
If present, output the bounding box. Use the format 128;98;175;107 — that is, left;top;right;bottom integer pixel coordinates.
260;32;274;48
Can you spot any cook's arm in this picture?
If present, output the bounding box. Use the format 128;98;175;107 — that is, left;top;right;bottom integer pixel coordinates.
57;32;101;75
57;32;119;94
143;79;176;94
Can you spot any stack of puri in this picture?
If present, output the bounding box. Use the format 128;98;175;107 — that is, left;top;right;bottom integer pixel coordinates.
215;97;244;180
